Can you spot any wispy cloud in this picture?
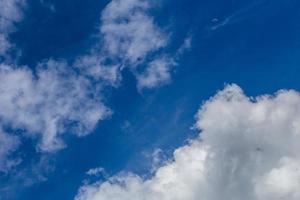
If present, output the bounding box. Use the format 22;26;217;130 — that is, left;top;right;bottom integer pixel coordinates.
211;0;268;31
86;167;106;177
0;155;55;199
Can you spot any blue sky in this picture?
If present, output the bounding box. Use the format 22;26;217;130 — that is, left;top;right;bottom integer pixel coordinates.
1;0;300;199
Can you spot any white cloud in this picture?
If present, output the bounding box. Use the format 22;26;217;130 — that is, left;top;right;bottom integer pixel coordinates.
136;57;175;89
255;158;300;200
0;34;11;56
75;54;121;86
0;61;111;152
176;36;192;56
0;0;174;171
0;0;24;26
0;154;55;198
0;0;184;173
98;0;178;89
73;0;173;90
0;130;20;172
100;0;167;64
86;167;105;176
0;0;25;56
75;84;300;200
76;0;190;90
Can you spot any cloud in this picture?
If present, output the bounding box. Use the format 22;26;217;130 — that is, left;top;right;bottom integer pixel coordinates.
97;0;179;89
210;1;268;31
0;0;25;56
0;154;55;199
100;0;167;64
136;57;175;89
77;0;191;90
0;0;174;172
0;130;20;173
176;36;192;56
75;84;300;200
86;167;106;177
0;61;111;152
0;0;184;174
74;0;178;90
75;54;121;86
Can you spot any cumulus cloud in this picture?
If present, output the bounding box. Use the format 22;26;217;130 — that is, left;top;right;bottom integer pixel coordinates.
96;0;179;89
0;0;174;171
0;61;111;152
100;0;167;64
75;84;300;200
74;0;177;90
0;0;185;173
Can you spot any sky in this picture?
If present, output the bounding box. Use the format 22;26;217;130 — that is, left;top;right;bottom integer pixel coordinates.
0;0;300;199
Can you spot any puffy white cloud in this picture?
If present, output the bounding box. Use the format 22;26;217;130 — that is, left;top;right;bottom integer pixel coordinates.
255;158;300;200
100;0;167;64
77;0;191;90
98;0;178;89
0;0;186;174
0;61;111;152
75;84;300;200
74;0;175;90
0;0;174;171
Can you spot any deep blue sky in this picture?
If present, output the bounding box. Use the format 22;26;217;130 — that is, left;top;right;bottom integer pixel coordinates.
3;0;300;199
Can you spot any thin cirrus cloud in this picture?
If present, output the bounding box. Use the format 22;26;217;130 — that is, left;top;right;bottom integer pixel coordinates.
0;0;183;172
75;84;300;200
